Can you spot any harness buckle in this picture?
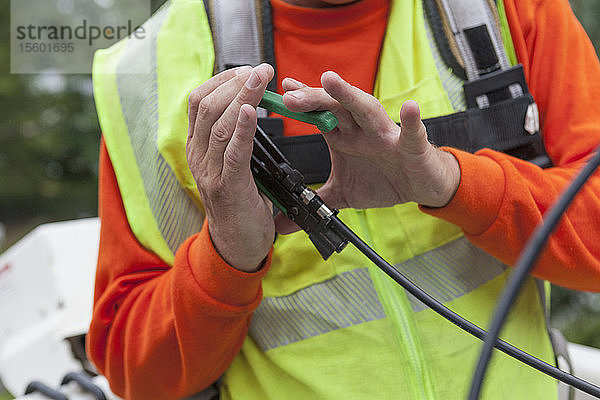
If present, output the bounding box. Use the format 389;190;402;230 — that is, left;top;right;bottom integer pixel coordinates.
463;65;529;109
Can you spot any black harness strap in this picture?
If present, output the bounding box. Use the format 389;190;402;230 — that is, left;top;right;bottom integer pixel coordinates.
205;0;552;185
423;0;467;80
259;84;549;185
203;0;277;92
271;134;332;184
423;93;548;164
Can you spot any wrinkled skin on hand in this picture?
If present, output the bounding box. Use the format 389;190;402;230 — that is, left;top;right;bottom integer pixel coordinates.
275;71;461;234
187;64;276;272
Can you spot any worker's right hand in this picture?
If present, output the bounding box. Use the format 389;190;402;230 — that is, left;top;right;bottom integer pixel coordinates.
186;64;275;272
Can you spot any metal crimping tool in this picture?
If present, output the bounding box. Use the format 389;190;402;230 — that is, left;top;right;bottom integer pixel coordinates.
251;90;347;260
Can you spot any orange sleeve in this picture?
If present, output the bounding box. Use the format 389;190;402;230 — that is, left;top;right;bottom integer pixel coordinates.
424;0;600;291
86;140;271;400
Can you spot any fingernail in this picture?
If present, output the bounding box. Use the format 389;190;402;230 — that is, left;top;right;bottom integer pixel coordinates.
246;70;261;89
284;77;304;89
322;70;340;82
239;107;250;122
235;65;252;75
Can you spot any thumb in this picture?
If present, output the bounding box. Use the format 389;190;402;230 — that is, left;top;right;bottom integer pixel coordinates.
399;100;430;154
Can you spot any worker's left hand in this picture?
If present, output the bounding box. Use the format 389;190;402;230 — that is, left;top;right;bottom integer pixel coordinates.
276;71;460;232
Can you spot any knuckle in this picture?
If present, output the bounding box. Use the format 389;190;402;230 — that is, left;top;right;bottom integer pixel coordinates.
197;98;213;121
198;173;218;191
342;91;359;110
373;100;387;118
311;87;326;97
188;88;203;107
294;89;314;108
198;169;211;185
224;149;243;169
355;95;379;120
211;121;232;143
187;157;208;181
236;87;257;107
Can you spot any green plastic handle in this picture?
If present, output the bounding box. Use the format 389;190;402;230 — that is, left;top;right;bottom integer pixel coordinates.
259;90;338;133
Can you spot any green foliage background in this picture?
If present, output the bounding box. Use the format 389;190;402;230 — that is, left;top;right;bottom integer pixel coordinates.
0;4;100;246
0;0;599;397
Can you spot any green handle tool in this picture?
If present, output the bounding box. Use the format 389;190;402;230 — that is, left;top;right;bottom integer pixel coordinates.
259;90;338;132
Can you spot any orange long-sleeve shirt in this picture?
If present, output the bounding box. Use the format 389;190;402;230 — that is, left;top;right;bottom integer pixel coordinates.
88;0;600;399
425;0;600;288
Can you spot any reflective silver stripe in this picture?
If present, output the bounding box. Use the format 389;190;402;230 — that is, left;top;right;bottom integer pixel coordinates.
250;238;505;350
115;3;203;254
208;0;263;73
437;0;510;81
423;8;467;112
399;237;506;312
249;269;385;351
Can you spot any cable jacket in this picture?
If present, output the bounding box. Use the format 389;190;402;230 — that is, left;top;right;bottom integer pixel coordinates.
329;213;600;398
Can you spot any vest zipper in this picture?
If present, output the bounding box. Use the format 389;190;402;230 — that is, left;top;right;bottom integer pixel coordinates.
355;210;436;399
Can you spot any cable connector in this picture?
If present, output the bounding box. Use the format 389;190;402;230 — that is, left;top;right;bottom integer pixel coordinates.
252;125;347;260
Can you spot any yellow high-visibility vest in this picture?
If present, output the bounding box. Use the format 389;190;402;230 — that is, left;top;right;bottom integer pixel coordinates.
93;0;556;398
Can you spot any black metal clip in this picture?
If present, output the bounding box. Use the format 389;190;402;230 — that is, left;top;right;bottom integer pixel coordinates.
252;124;348;260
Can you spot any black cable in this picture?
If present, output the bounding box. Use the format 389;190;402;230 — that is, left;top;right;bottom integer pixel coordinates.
329;213;600;398
253;111;600;395
468;146;600;400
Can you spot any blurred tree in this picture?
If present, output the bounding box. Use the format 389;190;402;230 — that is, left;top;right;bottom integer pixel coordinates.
0;0;100;249
570;0;600;54
0;0;165;251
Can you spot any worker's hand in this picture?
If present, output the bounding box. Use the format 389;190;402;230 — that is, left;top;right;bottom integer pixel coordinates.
277;71;460;232
187;64;275;272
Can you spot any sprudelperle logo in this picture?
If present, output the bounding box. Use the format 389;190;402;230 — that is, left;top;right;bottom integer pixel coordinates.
11;0;150;74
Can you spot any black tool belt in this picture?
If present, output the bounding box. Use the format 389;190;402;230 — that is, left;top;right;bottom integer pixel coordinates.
258;65;551;185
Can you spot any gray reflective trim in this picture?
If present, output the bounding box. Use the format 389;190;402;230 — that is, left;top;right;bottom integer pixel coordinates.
400;237;506;312
208;0;263;73
115;3;203;254
423;8;467;112
437;0;509;81
249;269;385;351
250;238;506;350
